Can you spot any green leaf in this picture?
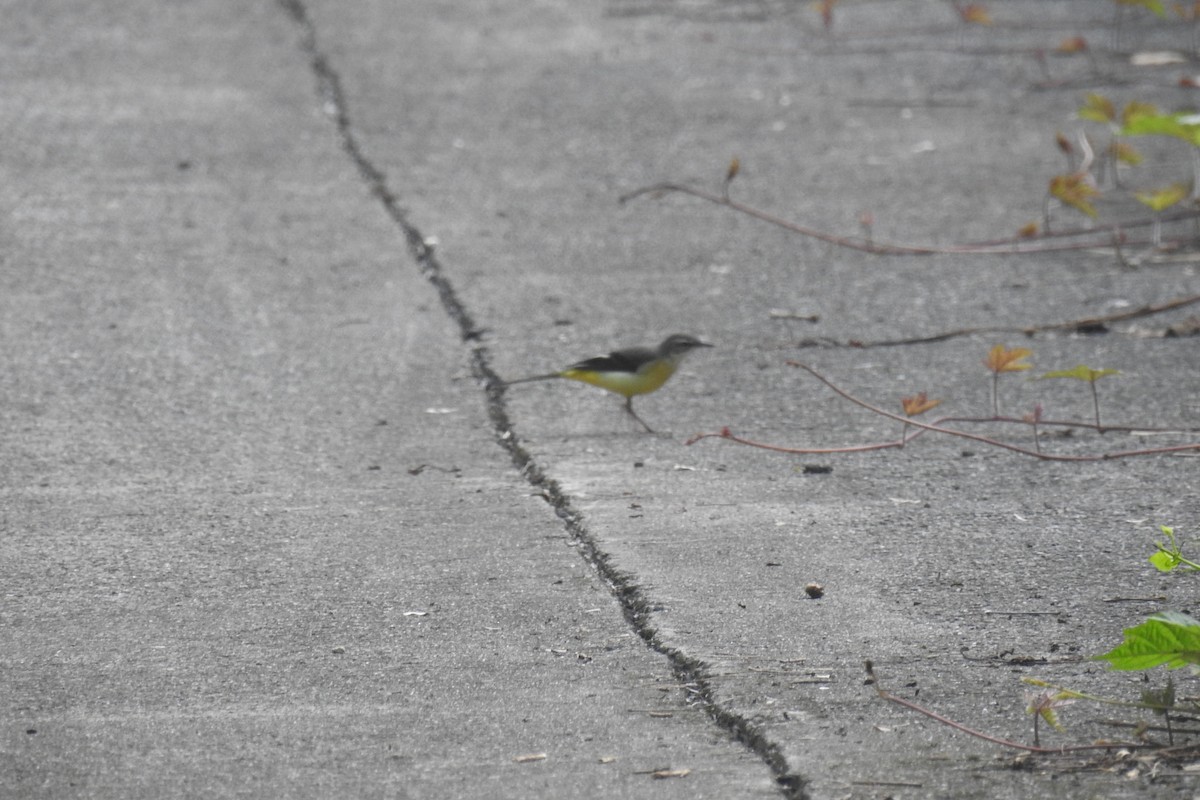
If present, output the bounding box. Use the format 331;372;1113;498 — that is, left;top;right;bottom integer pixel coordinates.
1115;0;1166;17
1025;689;1075;731
1135;183;1188;212
1122;101;1159;126
1110;140;1144;165
1121;112;1200;147
1077;93;1116;124
1039;706;1065;731
1096;612;1200;671
1150;547;1181;572
1039;365;1119;383
1048;174;1101;218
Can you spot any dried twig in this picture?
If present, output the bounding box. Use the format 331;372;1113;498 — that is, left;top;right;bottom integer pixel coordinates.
791;293;1200;348
620;181;1200;256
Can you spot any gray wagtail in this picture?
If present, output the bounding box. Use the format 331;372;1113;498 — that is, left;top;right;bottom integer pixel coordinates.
502;333;713;433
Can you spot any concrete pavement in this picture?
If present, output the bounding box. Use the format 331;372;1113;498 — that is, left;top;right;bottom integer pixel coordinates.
3;1;1199;798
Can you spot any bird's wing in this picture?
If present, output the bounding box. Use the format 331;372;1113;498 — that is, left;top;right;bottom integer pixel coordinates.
567;346;655;375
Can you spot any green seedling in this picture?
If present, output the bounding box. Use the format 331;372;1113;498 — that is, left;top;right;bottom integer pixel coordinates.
1047;171;1101;219
984;345;1032;417
1113;0;1168;46
1114;0;1167;16
690;357;1200;463
900;392;941;445
1038;364;1118;430
1141;678;1177;744
1024;688;1075;747
1136;183;1189;246
1074;94;1153;188
1177;2;1200;54
1023;676;1189;747
1022;402;1044;453
1150;525;1200;573
948;1;992;25
1135;183;1188;212
813;0;841;31
1122;109;1200;201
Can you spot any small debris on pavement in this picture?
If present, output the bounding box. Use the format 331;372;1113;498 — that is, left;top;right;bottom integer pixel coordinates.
513;753;547;763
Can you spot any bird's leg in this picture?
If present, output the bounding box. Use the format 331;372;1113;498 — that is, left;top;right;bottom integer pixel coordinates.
623;397;656;434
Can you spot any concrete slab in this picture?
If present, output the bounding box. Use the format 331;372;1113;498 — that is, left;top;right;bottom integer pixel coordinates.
4;1;1199;799
1;2;778;798
299;0;1199;796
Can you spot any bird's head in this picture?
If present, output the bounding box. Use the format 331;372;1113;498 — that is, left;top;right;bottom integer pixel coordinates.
658;333;714;359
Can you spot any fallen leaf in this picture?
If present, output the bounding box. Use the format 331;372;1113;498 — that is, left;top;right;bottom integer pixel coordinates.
959;3;992;24
513;753;547;763
1130;51;1187;66
1056;36;1088;53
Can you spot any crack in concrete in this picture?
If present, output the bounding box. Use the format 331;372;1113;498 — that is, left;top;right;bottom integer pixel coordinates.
277;1;806;795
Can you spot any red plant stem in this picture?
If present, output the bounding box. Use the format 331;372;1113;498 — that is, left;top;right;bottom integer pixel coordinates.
620;181;1200;256
685;363;1200;461
934;415;1197;434
807;293;1200;348
686;428;910;454
788;362;1200;461
865;661;1147;755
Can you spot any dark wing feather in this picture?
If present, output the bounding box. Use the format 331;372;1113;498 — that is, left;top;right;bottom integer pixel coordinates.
567;346;655;375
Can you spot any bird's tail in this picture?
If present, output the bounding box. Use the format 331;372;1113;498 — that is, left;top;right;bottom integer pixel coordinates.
498;373;562;387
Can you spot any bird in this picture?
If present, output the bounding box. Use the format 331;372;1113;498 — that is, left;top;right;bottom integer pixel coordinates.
502;333;713;433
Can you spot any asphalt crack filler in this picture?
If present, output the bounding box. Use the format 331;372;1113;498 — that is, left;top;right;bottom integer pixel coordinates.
277;2;806;795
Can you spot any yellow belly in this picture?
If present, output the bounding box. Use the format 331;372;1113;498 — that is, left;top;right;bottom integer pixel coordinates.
561;359;677;398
